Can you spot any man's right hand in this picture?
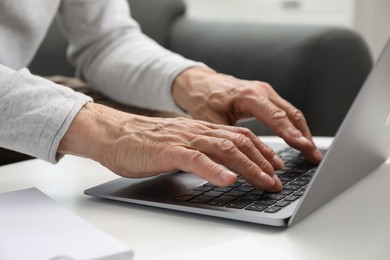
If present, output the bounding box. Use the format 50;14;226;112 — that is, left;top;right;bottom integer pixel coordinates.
58;102;283;192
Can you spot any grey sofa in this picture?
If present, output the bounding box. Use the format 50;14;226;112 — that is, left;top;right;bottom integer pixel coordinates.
29;0;373;137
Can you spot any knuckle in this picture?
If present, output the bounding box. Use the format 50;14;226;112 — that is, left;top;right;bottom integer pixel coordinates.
257;82;273;91
234;134;252;148
240;87;258;96
246;162;260;174
291;108;306;123
269;107;287;121
206;163;224;176
258;140;273;154
190;135;206;146
184;150;205;165
259;159;274;173
217;139;236;154
236;126;254;137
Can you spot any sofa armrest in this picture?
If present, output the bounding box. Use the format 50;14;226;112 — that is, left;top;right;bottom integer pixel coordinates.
168;19;373;136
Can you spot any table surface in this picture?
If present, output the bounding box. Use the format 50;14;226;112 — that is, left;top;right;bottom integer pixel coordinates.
1;137;389;260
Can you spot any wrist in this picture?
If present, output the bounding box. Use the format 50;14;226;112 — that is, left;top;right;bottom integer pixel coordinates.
57;102;121;163
172;67;216;113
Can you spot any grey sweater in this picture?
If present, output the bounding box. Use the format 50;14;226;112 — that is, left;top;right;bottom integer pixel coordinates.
0;0;202;163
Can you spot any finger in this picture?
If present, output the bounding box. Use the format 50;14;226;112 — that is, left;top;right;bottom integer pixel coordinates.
233;127;285;170
190;136;282;191
170;146;238;186
268;96;323;163
261;89;323;163
241;97;322;164
162;118;285;171
201;126;284;170
269;95;313;140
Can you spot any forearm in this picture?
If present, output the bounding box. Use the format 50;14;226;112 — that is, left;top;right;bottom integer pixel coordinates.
79;33;202;113
0;64;92;162
58;0;205;114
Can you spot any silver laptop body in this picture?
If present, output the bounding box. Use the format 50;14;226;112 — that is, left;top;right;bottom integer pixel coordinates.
85;38;390;227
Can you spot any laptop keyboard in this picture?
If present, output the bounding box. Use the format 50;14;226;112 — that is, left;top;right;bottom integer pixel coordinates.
175;147;323;214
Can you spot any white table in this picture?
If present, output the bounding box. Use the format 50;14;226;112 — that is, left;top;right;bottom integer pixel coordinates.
1;137;390;260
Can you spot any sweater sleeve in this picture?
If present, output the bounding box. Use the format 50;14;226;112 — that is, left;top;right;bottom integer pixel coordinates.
57;0;206;114
0;64;92;163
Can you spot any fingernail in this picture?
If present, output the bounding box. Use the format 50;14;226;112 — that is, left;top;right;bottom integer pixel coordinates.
258;172;275;187
221;170;236;182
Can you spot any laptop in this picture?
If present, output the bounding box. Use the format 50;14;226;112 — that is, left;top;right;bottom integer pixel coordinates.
85;38;390;227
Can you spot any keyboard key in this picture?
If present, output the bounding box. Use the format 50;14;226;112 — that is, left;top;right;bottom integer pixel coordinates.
189;196;214;204
242;183;255;188
226;199;253;209
297;176;312;182
275;169;289;175
279;176;295;183
242;194;261;201
265;206;282;213
290;180;309;186
194;186;214;192
283;185;301;191
183;190;204;196
245;204;267;212
265;194;286;200
285;162;299;167
294;190;305;196
284;195;300;202
203;191;224;197
305;170;316;177
279;154;296;161
284;172;304;178
250;189;266;196
203;182;217;187
235;186;255;192
290;168;308;174
274;201;291;207
280;190;293;195
254;199;277;206
225;190;246;197
207;196;236;207
235;177;247;183
227;182;242;188
213;186;234;193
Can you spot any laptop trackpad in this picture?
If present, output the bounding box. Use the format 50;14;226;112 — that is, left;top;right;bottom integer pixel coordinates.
85;172;206;203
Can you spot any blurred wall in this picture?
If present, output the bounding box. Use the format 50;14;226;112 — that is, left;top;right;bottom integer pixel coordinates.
184;0;390;60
